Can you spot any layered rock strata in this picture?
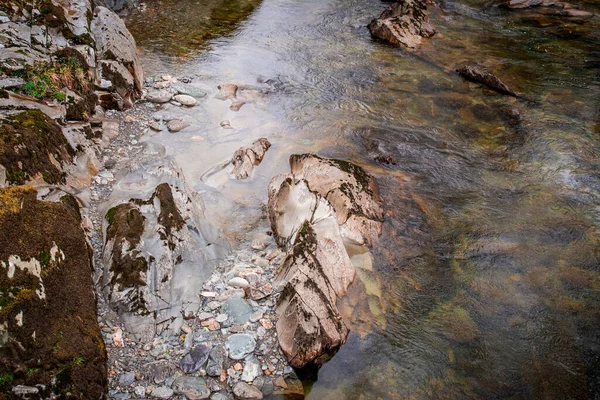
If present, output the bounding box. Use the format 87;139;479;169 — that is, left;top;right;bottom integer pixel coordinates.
268;154;384;367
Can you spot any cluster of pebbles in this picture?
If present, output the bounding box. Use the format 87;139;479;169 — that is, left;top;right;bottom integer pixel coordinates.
86;76;303;399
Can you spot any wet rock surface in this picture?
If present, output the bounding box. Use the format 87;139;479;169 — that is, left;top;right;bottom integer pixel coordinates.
368;0;436;48
457;65;517;97
268;154;384;367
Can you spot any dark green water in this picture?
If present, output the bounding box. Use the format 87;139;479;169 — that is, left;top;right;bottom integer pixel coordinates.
125;0;600;398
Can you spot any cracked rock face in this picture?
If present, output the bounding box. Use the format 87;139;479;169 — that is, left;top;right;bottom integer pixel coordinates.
267;154;384;368
103;161;230;341
368;0;436;48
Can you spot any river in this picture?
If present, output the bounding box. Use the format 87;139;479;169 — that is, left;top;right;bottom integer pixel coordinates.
124;0;600;398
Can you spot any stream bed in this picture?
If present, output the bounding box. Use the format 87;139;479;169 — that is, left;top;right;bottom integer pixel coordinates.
124;0;600;398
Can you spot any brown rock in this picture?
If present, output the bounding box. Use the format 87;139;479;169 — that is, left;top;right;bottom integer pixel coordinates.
231;138;271;180
245;281;273;300
368;0;436;48
457;65;517;97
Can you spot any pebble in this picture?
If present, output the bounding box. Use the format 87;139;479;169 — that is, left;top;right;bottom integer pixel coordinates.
226;334;256;360
167;119;190;133
181;324;193;334
150;386;174;399
198;312;213;321
173;94;198;106
149;122;163;131
241;357;261;382
215;313;228;323
134;386;145;397
112;328;124;347
222;296;253;324
228;277;250;288
250;311;263;323
172;376;210;400
146;90;173;103
210;393;230;400
220;120;232;129
118;371;135;387
232;382;263;400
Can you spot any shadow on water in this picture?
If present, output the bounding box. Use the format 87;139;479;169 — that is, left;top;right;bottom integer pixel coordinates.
125;0;600;398
124;0;261;71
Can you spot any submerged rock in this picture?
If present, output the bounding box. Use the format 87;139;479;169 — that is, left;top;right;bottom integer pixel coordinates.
497;0;594;17
167;118;190;133
0;186;107;397
368;0;436;48
457;65;517;97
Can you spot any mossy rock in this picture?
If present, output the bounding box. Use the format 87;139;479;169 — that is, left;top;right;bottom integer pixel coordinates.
0;186;107;397
0;110;74;185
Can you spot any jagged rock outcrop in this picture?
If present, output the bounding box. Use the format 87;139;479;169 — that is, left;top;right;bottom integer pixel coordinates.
1;0;143;112
231;138;271;180
0;186;107;397
457;65;517;97
368;0;436;48
91;6;144;108
497;0;594;17
268;154;384;368
200;138;271;187
103;159;230;341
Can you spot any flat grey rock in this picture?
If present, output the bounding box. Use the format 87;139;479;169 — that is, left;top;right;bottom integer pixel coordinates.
172;376;210;399
222;296;253;324
226;334;256;360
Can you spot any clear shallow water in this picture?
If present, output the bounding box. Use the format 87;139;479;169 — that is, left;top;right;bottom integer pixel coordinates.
125;0;600;398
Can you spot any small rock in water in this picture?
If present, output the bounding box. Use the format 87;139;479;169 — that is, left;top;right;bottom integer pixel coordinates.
228;277;250;288
149;121;163;131
226;334;256;360
151;386;174;399
173;94;198;106
180;344;212;373
230;100;246;111
168;119;190;133
172;376;210;399
146;90;173;103
232;382;263;399
220;120;233;129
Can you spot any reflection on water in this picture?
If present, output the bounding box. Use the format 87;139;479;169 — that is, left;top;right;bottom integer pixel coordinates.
126;0;600;398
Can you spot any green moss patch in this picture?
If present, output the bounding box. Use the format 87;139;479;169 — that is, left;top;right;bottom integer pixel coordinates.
0;186;107;396
0;110;75;185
